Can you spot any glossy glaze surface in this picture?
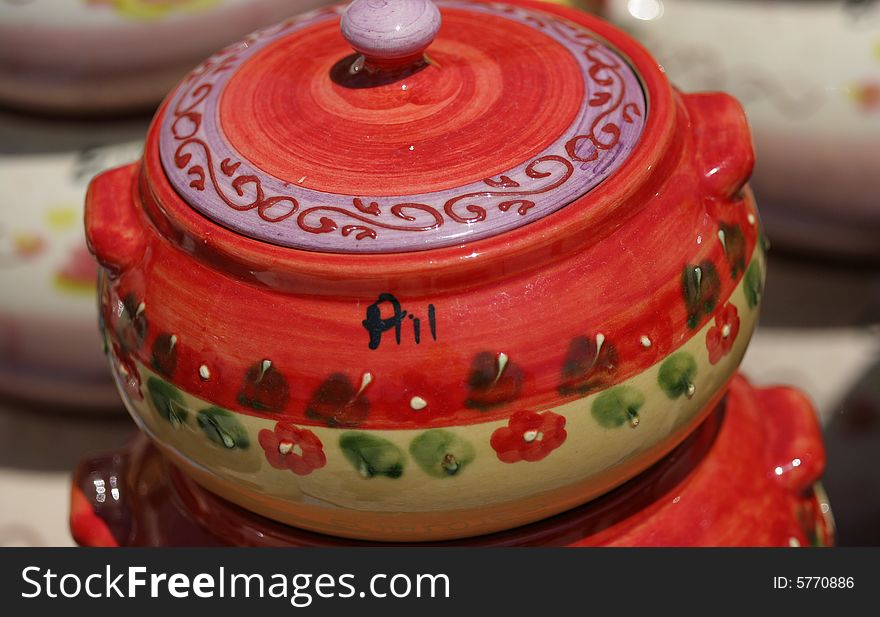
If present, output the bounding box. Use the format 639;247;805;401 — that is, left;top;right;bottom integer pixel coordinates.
159;1;646;251
70;375;834;547
86;0;760;540
341;0;442;67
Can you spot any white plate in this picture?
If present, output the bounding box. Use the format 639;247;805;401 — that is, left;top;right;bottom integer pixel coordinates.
0;0;334;114
0;110;147;409
606;0;880;258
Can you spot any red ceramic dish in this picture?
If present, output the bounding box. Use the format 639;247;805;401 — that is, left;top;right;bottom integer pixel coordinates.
85;0;763;541
69;375;834;547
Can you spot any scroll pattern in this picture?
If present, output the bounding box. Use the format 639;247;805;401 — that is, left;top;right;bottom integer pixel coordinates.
161;1;646;250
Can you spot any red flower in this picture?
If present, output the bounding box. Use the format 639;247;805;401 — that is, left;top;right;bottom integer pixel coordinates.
111;343;143;400
378;370;456;426
258;422;326;475
853;81;880;112
706;303;740;365
490;409;567;463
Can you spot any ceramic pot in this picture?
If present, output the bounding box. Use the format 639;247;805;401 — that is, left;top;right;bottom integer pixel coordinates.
70;375;834;547
85;0;763;541
0;0;334;115
605;0;880;258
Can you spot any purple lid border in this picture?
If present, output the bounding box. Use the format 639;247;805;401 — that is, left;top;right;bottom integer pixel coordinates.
159;1;646;254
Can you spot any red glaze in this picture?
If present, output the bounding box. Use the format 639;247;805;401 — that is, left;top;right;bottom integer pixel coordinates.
87;81;757;430
69;375;834;547
219;9;585;196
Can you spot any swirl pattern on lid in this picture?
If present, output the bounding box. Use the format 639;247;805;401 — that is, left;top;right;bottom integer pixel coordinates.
159;1;646;253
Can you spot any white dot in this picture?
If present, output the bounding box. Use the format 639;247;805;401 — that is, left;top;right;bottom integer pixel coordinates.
789;537;801;547
523;430;541;443
721;324;731;338
408;145;414;151
747;213;756;225
279;441;301;456
358;372;373;394
640;335;652;348
410;396;427;411
792;458;801;467
774;466;784;476
199;365;211;380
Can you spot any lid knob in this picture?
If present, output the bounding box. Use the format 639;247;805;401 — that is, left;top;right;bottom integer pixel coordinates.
341;0;441;70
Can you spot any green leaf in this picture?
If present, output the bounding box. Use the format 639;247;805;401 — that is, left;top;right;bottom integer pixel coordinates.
339;432;405;479
658;352;698;400
147;377;188;427
409;430;475;478
197;407;250;450
591;386;646;428
744;260;763;309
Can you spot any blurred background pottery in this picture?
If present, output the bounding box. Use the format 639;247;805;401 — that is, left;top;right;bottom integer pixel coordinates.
0;0;338;409
0;0;335;115
0;111;146;409
605;0;880;259
84;0;771;541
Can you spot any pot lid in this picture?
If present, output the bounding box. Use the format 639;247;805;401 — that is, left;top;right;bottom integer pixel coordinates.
158;0;647;253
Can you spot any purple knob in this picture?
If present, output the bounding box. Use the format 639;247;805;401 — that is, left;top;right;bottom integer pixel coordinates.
341;0;441;68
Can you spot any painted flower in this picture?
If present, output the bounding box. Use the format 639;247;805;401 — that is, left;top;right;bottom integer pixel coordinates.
258;422;326;475
0;230;45;265
111;342;142;400
851;80;880;113
558;333;618;396
490;409;567;464
718;223;747;278
55;242;97;294
380;370;455;425
305;373;370;427
238;360;290;412
682;261;721;329
115;293;148;352
465;351;524;410
705;303;740;365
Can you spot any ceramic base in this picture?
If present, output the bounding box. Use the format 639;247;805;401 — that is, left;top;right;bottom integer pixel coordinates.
70;376;834;547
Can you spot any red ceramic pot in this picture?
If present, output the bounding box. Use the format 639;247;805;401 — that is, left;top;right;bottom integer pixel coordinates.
70;375;834;547
85;0;764;541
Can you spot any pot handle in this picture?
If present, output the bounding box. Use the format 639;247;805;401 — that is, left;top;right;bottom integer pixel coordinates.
682;92;755;200
758;385;826;495
85;162;145;275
